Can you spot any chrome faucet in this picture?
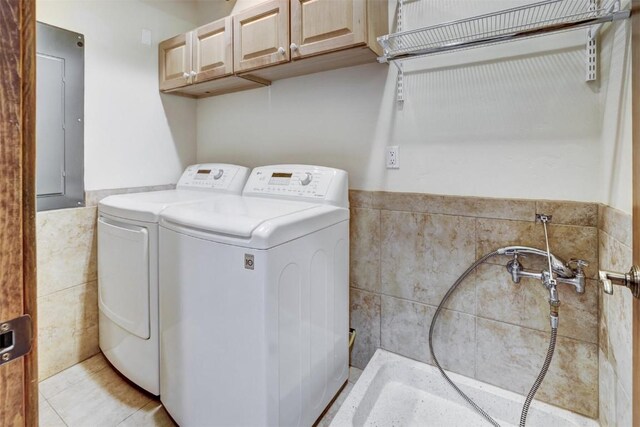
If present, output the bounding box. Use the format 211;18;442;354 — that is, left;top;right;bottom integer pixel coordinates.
560;259;588;294
500;246;575;278
498;214;588;320
502;246;587;294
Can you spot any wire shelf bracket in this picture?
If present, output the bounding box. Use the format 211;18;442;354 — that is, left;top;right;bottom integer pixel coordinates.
586;0;623;81
396;62;404;103
396;0;405;103
377;0;631;96
586;0;599;81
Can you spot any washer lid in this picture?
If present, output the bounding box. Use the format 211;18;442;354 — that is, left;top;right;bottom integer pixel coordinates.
160;195;349;248
99;189;226;223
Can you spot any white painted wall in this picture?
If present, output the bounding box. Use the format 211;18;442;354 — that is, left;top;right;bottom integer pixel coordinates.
195;0;236;26
196;0;632;209
37;0;199;191
600;19;633;214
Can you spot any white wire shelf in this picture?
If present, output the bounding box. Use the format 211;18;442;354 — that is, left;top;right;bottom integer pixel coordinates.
377;0;630;63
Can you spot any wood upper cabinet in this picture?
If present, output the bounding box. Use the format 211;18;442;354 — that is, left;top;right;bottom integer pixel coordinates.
192;17;233;83
159;18;260;97
239;0;387;82
290;0;367;59
159;32;192;91
158;0;388;97
159;17;234;90
233;0;290;73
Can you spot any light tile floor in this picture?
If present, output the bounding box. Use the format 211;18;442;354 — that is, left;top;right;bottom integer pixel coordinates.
39;353;362;427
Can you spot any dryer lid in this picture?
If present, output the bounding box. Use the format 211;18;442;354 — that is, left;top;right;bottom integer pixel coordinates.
160;195;349;247
98;163;250;223
99;189;226;223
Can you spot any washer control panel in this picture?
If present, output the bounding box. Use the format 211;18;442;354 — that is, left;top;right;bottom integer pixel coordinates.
244;166;340;200
177;164;244;191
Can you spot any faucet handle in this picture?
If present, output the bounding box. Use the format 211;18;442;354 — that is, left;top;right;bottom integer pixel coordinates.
568;259;589;272
512;252;526;260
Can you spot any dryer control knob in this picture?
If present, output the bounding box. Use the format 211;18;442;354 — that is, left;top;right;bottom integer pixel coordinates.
213;169;224;180
301;172;312;186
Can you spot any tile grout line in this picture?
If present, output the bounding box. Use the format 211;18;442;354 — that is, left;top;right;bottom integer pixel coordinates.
596;220;605;370
114;397;154;427
371;289;479;318
41;393;69;427
474;313;478;380
371;289;597;346
377;205;382;354
473;217;478;380
115;403;144;427
37;277;98;300
364;200;599;227
40;354;110;400
600;229;632;251
375;207;540;224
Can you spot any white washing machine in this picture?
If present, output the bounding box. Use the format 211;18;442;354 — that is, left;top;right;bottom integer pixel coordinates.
159;165;349;427
97;163;250;395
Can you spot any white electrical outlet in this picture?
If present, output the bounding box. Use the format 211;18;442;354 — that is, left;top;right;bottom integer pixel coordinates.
386;146;399;169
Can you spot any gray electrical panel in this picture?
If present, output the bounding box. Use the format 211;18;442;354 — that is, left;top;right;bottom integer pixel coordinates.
36;22;84;211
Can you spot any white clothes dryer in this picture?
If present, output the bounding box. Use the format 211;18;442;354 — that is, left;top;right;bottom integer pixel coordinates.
97;163;250;395
159;165;349;426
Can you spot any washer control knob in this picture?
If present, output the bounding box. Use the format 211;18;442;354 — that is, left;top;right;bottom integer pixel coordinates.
213;169;224;180
300;172;312;186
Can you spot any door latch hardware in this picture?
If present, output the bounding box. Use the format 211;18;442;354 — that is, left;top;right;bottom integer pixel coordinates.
599;266;640;298
0;315;32;366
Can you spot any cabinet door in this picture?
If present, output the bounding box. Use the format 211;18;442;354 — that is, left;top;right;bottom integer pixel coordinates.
159;32;192;91
193;17;233;83
291;0;366;59
233;0;289;73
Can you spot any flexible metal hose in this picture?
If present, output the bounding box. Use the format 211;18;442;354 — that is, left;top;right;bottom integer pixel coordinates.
429;249;560;427
519;324;558;427
519;217;560;426
429;250;502;427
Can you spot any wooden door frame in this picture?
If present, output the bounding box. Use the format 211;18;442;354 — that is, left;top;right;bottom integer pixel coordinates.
0;0;37;425
22;0;38;424
633;2;640;426
0;1;638;426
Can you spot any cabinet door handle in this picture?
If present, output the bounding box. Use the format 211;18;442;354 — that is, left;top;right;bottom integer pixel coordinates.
278;46;286;55
290;43;299;51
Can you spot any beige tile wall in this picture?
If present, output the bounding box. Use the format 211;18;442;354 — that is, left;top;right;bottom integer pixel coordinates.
37;207;99;380
598;206;632;427
36;187;630;422
349;190;600;418
37;184;173;381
